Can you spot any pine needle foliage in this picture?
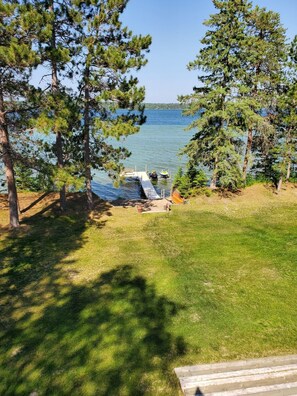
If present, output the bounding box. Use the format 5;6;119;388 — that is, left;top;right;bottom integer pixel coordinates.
0;0;40;227
74;0;151;209
180;0;287;191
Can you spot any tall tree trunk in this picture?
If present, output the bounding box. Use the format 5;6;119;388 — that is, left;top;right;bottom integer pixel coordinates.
277;176;282;192
210;175;217;189
242;128;253;182
210;158;218;189
84;66;93;210
50;1;66;211
286;159;291;182
285;132;292;183
0;108;19;228
242;62;260;183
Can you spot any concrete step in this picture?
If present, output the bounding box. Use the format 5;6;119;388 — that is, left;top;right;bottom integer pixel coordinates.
175;355;297;396
175;355;297;378
187;382;297;396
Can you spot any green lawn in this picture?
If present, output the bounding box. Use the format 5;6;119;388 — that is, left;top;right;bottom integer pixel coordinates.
1;186;297;395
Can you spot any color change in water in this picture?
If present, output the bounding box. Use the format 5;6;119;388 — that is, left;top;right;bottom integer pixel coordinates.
92;109;195;201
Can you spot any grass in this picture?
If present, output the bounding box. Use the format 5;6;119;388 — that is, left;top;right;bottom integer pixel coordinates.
0;185;297;395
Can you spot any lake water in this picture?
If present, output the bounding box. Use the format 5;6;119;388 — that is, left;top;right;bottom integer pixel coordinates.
92;110;195;201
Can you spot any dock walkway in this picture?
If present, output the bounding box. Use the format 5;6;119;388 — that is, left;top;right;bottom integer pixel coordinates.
175;354;297;395
124;171;160;200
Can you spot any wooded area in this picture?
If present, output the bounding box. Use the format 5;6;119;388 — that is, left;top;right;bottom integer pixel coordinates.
1;0;297;229
0;0;151;227
180;0;297;193
1;2;297;393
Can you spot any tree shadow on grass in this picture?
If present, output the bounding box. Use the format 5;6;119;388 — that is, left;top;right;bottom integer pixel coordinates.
0;195;185;395
20;192;52;214
0;194;112;371
0;194;109;292
1;265;185;395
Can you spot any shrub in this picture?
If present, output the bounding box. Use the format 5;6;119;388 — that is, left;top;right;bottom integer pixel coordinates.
192;169;208;188
173;166;208;197
245;173;273;187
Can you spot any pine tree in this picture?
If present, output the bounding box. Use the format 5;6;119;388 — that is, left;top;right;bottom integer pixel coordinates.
76;0;151;209
273;37;297;191
241;6;286;181
0;1;38;227
180;0;286;190
180;0;255;190
30;0;81;210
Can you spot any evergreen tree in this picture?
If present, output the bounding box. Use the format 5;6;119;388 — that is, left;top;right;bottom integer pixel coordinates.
0;1;38;227
180;0;286;190
272;36;297;191
30;0;81;210
180;0;255;190
76;0;151;209
241;6;286;181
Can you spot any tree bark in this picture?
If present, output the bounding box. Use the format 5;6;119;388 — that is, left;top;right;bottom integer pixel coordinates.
50;1;66;211
286;159;291;182
210;176;217;189
277;176;282;193
0;109;19;228
285;132;292;183
210;158;218;189
242;58;260;183
84;66;93;210
242;128;253;182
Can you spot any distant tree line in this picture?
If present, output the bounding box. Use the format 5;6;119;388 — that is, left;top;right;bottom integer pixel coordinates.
144;103;185;110
0;0;151;227
180;0;297;192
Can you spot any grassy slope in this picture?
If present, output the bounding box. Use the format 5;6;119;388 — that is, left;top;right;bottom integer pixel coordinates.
0;185;297;395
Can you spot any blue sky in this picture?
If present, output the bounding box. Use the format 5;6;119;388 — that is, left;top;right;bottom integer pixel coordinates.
121;0;297;103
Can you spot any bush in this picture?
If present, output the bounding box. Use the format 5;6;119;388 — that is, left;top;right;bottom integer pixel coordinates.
192;170;208;188
288;172;297;183
178;174;192;198
245;173;273;187
173;167;183;188
173;166;208;198
190;186;212;197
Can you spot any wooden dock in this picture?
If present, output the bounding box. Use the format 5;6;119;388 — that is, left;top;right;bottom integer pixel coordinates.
124;171;161;200
175;354;297;395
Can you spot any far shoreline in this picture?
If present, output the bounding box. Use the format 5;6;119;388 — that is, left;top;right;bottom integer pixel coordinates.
144;103;186;110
